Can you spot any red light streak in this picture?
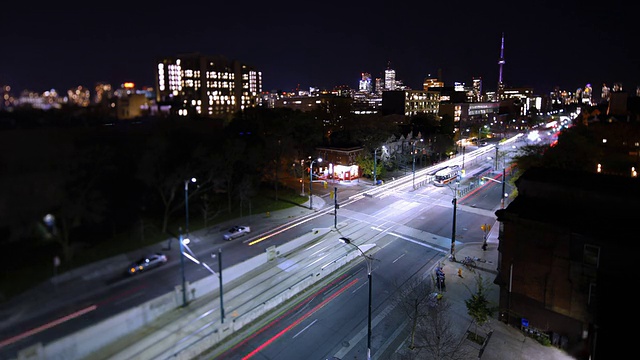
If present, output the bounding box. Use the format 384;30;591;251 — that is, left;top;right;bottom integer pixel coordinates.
241;277;359;359
0;304;97;349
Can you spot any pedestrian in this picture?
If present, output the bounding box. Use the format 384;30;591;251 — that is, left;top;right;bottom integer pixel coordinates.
458;268;463;278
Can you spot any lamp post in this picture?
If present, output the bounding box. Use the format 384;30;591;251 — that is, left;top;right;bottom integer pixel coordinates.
481;173;509;209
501;167;506;209
448;179;460;261
184;177;196;236
339;237;372;360
212;248;225;323
309;157;322;210
178;227;187;307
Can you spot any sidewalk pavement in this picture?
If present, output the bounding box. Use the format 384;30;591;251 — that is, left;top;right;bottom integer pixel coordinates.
414;218;576;360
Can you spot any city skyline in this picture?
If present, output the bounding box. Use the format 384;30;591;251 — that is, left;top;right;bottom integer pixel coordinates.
2;3;639;96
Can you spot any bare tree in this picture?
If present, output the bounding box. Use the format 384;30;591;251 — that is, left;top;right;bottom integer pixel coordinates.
235;174;257;220
396;275;470;360
397;276;434;350
408;299;471;360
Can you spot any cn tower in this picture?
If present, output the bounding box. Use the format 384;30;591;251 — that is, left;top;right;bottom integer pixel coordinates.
497;32;505;99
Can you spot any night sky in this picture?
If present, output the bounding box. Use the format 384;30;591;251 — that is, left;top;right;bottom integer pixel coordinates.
2;2;638;96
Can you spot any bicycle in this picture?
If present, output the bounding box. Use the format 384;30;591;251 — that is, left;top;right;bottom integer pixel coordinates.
461;256;476;270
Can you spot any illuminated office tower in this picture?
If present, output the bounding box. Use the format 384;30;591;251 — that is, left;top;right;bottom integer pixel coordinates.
384;62;396;91
359;72;372;93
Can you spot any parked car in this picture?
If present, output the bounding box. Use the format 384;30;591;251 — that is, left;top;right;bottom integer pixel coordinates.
222;225;251;240
128;253;168;275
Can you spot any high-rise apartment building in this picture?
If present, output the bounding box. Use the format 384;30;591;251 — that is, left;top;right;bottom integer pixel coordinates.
472;77;482;102
155;53;262;119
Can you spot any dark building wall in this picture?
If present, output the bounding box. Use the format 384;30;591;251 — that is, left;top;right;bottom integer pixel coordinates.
495;166;638;358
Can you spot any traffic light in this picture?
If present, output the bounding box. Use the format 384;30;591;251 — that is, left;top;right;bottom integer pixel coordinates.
330;190;334;199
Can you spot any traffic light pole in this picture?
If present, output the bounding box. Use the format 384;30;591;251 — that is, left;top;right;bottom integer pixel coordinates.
334;187;338;228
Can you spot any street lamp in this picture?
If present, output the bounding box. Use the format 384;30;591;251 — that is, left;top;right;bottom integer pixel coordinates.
178;227;187;307
339;237;372;360
448;178;460;261
309;157;322;210
482;169;509;209
184;177;196;236
211;248;225;323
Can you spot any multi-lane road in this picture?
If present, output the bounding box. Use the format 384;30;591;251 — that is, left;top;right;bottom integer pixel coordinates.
205;154;508;359
0;137;521;360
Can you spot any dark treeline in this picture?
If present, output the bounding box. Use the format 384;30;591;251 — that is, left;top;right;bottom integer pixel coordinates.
0;106;456;300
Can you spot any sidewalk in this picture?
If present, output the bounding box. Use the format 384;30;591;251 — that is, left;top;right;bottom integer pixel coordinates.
415;220;576;360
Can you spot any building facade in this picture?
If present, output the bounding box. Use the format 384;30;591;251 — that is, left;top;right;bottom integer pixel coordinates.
494;166;636;359
380;90;440;118
155;53;262;120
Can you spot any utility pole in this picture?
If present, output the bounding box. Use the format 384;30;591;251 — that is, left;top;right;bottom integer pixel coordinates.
179;227;187;307
334;187;338;228
218;248;224;323
501;167;506;209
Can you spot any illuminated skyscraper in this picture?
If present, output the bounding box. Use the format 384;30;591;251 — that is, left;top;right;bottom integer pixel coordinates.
359;72;372;93
384;62;396;91
472;77;482;102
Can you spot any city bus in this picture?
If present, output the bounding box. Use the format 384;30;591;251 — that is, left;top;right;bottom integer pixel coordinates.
433;165;461;186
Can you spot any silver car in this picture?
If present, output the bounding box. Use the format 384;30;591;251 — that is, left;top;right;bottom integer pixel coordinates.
128;253;168;275
222;225;251;240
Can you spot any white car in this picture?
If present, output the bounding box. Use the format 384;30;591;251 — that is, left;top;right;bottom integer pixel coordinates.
223;225;251;240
